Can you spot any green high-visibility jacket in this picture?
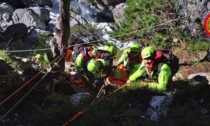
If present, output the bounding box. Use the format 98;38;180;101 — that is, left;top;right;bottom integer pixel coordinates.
92;58;112;79
129;62;171;92
36;53;50;65
42;53;50;65
118;49;141;79
118;49;129;64
75;53;85;72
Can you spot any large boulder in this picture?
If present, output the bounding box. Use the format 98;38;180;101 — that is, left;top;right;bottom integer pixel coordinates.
2;23;28;42
12;8;46;30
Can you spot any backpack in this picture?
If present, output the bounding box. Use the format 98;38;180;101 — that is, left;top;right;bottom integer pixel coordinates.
72;44;93;62
157;49;179;77
96;50;112;59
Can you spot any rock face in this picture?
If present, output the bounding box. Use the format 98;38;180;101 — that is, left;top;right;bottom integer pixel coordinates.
171;0;210;41
77;0;114;22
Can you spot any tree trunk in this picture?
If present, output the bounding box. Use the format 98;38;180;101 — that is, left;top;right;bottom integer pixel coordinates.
59;0;70;72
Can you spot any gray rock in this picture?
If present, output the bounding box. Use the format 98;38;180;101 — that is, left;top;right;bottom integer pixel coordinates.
30;6;50;24
12;8;46;30
146;94;173;121
78;0;114;22
188;73;210;85
69;92;91;106
170;0;210;41
112;3;127;23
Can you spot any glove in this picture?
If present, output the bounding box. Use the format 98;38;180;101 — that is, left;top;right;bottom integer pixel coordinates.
126;80;131;86
117;63;124;70
70;71;77;75
47;67;52;72
142;81;148;86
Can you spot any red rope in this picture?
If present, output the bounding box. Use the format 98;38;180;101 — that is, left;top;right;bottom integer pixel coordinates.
0;55;61;106
63;110;85;126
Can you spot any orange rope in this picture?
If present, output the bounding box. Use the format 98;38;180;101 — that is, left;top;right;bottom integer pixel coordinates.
0;55;61;106
62;109;85;126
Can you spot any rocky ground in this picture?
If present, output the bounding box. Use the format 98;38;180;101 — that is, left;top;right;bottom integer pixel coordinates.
0;45;210;125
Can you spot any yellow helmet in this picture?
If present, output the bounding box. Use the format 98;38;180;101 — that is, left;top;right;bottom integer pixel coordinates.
141;46;156;59
87;60;98;73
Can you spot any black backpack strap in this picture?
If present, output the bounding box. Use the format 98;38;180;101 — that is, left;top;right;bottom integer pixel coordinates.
157;62;163;75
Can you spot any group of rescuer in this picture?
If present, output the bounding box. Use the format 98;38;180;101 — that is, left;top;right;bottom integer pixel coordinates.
32;42;179;93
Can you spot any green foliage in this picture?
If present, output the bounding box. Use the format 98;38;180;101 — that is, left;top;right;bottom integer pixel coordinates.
186;39;210;54
167;81;210;126
0;50;12;63
110;0;165;41
110;0;209;52
0;50;18;66
151;33;171;48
